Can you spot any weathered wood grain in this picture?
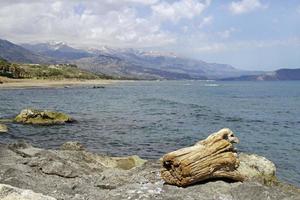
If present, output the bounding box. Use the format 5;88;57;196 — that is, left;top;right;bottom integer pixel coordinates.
160;128;245;187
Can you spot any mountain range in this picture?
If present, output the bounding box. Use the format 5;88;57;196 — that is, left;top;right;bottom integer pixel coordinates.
20;41;253;80
1;38;295;80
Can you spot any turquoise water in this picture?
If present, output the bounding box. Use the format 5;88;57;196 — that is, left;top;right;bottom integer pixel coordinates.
0;81;299;186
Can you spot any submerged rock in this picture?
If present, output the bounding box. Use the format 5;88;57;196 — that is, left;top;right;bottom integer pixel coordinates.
0;123;8;133
0;141;298;200
0;184;56;200
14;109;74;125
93;85;105;89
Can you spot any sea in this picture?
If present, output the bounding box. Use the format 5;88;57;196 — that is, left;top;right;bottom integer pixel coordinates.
0;80;299;186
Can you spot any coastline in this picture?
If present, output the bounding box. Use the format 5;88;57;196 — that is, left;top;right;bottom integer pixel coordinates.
0;77;122;89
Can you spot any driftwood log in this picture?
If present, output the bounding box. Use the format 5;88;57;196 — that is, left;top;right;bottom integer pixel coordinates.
160;128;245;187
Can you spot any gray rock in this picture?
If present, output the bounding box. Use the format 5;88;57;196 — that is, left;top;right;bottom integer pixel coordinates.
60;142;85;151
0;184;56;200
238;153;277;184
8;141;42;157
0;141;299;200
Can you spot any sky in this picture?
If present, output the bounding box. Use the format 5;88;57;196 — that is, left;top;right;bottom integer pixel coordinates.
0;0;299;70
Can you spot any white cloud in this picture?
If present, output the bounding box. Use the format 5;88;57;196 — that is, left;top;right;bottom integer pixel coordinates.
182;26;189;33
229;0;267;15
196;43;227;52
0;0;213;48
241;37;300;48
195;37;300;53
122;0;159;5
218;28;236;39
199;16;213;28
151;0;211;23
0;0;175;48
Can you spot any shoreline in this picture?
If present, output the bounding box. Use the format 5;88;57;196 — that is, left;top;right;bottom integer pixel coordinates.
0;78;123;89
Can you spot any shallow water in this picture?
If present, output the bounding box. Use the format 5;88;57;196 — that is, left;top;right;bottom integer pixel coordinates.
0;81;299;186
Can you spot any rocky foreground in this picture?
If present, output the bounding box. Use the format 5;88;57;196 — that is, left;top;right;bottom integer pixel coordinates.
0;141;299;200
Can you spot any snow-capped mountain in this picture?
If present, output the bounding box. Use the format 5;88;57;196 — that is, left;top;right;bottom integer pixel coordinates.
0;38;260;80
21;42;93;60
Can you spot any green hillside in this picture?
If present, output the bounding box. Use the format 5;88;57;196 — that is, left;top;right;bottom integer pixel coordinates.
0;58;111;80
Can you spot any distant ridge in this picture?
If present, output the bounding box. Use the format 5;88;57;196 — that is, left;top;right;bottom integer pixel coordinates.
0;39;54;64
21;42;93;60
222;68;300;81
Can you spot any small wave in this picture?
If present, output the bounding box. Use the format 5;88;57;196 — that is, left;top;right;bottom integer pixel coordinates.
226;117;243;122
204;84;220;87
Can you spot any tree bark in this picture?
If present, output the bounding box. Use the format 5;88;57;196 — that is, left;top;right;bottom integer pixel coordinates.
160;128;245;187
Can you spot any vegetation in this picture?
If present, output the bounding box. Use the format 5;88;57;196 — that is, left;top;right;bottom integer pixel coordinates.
0;58;113;80
0;58;26;78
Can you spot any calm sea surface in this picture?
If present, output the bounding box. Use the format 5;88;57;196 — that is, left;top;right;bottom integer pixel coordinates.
0;81;299;186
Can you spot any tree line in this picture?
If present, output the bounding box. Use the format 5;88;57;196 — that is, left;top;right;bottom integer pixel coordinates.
0;58;27;78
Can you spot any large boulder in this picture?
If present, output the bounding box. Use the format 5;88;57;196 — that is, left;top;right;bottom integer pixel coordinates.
14;109;74;125
0;184;56;200
238;153;277;184
0;123;8;132
59;141;147;170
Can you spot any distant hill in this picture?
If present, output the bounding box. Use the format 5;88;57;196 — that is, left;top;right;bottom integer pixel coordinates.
21;42;93;60
0;58;110;80
0;39;54;64
1;38;261;80
222;68;300;81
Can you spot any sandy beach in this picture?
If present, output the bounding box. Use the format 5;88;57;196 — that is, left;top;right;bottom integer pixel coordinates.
0;77;120;89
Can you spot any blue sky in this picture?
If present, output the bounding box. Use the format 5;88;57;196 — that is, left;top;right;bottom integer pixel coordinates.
0;0;299;70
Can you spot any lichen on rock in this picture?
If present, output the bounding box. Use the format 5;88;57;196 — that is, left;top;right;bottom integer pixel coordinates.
238;153;278;185
14;109;74;125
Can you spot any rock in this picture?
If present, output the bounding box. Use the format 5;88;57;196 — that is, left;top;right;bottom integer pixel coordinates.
114;155;147;170
60;141;146;169
7;141;146;179
0;184;56;200
93;85;105;89
60;141;85;151
0;141;299;200
0;123;8;132
14;109;74;125
238;153;277;184
8;140;33;149
8;140;42;157
38;158;80;178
